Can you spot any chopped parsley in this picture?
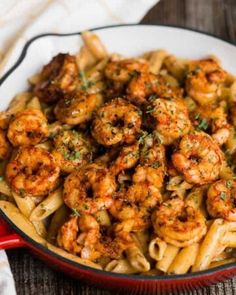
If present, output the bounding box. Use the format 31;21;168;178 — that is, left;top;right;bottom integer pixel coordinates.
226;181;232;189
146;105;156;114
138;131;148;144
148;94;158;101
83;203;89;210
19;188;25;197
71;208;81;217
220;191;227;201
79;70;93;91
151;161;160;169
63;150;81;161
195;114;209;131
0;176;4;181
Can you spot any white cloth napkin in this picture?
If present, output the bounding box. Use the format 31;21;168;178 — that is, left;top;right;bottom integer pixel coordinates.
0;0;159;294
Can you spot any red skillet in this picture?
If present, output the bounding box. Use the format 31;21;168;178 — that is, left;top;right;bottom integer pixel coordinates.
1;211;236;294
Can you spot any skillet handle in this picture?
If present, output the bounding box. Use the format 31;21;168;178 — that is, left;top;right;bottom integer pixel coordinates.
0;218;25;249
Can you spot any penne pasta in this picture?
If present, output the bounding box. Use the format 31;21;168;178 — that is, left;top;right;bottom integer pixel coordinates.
47;205;70;244
30;188;63;222
148;49;168;74
192;219;226;272
156;244;179;273
81;31;108;60
105;259;137;274
221;231;236;248
126;245;150;272
0;200;46;244
148;237;167;261
76;45;97;70
168;243;199;274
12;192;47;238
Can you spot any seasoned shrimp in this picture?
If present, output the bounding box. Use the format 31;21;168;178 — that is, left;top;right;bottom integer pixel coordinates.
207;180;236;221
147;97;191;145
63;164;116;214
186;58;226;106
134;133;166;188
7;109;48;146
34;53;79;103
152;197;207;247
110;143;139;175
55;92;103;125
6;146;60;196
127;72;182;106
172;132;223;185
91;98;141;146
105;59;149;83
58;214;128;260
57;215;100;260
0;129;10;159
52;130;95;173
110;185;161;232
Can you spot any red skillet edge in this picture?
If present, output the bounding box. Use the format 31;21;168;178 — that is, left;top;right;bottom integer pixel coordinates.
1;214;236;294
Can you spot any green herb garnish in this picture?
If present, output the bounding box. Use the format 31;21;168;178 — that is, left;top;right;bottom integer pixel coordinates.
79;70;93;91
220;191;227;201
71;208;81;217
197;118;208;131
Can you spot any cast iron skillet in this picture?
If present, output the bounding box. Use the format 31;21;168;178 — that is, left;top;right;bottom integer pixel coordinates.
0;24;235;294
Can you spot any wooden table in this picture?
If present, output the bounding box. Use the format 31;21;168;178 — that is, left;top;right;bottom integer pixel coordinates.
6;0;236;294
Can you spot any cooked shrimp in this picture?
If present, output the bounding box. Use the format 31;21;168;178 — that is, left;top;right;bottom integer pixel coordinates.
55;92;103;125
127;72;182;106
52;130;95;173
105;59;149;83
186;58;226;106
172;132;223;185
152;197;207;247
63;164;116;214
91;98;141;146
57;214;101;260
6;146;60;196
57;216;81;254
34;53;79;103
110;185;161;232
7;109;48;146
134;133;166;188
110;143;139;175
58;214;127;260
0;129;10;159
207;180;236;221
147;97;191;145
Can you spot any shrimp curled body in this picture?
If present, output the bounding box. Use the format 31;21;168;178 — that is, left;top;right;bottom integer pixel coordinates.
63;164;116;214
172;132;223;185
207;180;236;221
148;97;191;145
6;146;60;196
7;109;48;146
152;197;207;247
34;53;79;103
55;93;104;125
52;130;95;173
186;59;226;106
92;98;141;146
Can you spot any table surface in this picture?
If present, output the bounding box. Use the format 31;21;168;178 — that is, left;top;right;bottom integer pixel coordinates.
6;0;236;294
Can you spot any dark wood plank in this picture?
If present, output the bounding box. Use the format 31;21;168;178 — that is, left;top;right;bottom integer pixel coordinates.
6;0;236;294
